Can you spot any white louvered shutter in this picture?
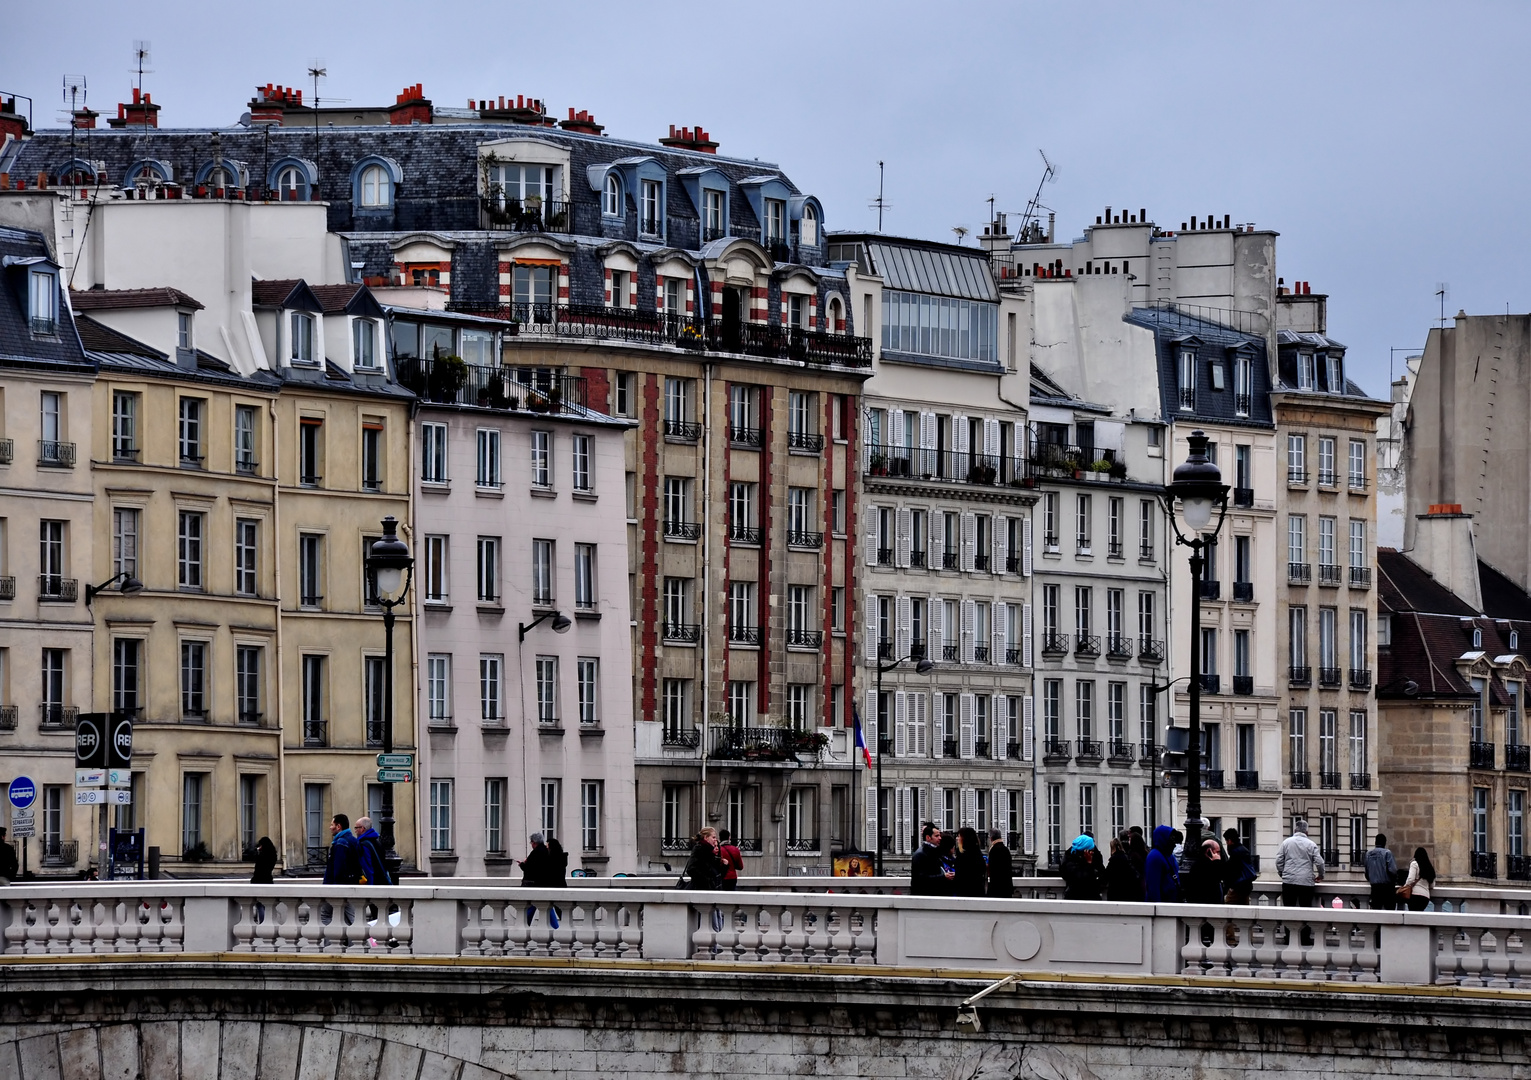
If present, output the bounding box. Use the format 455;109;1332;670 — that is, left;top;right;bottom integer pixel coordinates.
913;691;928;757
999;519;1012;574
990;518;1002;573
864;505;880;566
959;693;975;758
896;594;911;660
917;786;930;833
992;601;1006;664
952;415;969;456
897;788;912;855
961;787;977;828
865;689;878;758
866;785;878;852
896;508;911;567
993;694;1006;753
985;418;1001;464
894;690;908;758
863;411;875;467
889;408;904;453
1023;789;1036;854
1022;602;1034;668
930;598;944;662
1022;515;1033;577
1022;695;1035;762
920;411;937;476
961;600;976;663
961;512;976;572
992;787;1005;833
864;597;880;662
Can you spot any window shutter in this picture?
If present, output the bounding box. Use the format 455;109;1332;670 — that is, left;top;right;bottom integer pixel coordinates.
952;415;969;456
994;694;1007;749
897;788;911;855
959;693;975;758
1023;788;1036;854
991;518;1002;574
985;418;1001;460
865;689;878;758
864;599;880;663
864;505;880;566
913;691;928;757
863;411;875;466
894;690;908;758
1022;515;1033;577
920;411;937;475
866;785;878;853
1022;602;1034;668
992;601;1006;665
896;594;911;660
961;600;976;663
1022;695;1035;762
993;787;1005;834
961;787;977;828
999;519;1012;574
961;513;976;572
889;408;904;450
930;598;944;661
917;786;930;833
896;508;912;567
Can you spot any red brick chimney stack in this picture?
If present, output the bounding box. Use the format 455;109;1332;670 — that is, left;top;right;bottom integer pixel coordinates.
107;87;160;129
658;124;718;154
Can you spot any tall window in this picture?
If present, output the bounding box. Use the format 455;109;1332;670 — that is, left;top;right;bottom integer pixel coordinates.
1076;494;1092;552
1319;516;1336;570
531;430;551;487
1473;787;1489;855
640;179;662;234
1319;709;1337;776
179;398;204;465
484;779;506;855
1233;356;1251;415
302;655;326;744
577;658;599;725
430;780;453;852
1350;609;1368;673
1289;709;1307;777
1043;679;1062;740
1043;492;1059;549
111;392;138;459
235;404;258;473
533;539;554;604
581;781;603;851
180;641;208;720
240;775;260;856
1287;434;1306;482
704;189;724;236
178;511;204;590
1348;440;1367;486
427;654;452;722
364;656;386;743
1349;520;1366;571
29;268;57;332
480;654;503;722
662;679;691;735
477;537;500;603
541;780;560;841
536;657;559;723
1138;500;1154;560
1319;607;1338;672
112;638;141;714
1511;790;1525;864
298;533;323;606
572;434;592;492
236;645;262;724
727;680;753;726
574;543;596;608
40;648;65;720
787;684;813;731
353;318;378;368
1318;436;1337;485
1349;710;1367;779
423;535;448;603
1178;349;1196;410
299;419;323;486
1140;683;1157;746
603;172;622;216
304;784;327;862
290;311;315;364
235;518;258;596
182;773;206;855
113;507;139;578
764;198;786;242
1108;682;1126;745
1288;515;1306;567
361;424;383;491
422;423;448;482
39;519;65;594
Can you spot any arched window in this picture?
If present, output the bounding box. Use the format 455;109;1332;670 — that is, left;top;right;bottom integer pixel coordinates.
827;297;843;333
276;166;304;199
205;166;234;191
603;173;622;217
359;164;391;207
801;204;818;247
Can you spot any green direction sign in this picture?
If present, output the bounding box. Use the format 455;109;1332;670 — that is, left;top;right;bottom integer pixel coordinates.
376;753;414;768
376;769;414;784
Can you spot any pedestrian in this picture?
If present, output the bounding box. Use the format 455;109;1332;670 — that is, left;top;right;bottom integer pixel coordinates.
1275;819;1323;907
1398;846;1435;912
1170;828;1185;868
1185;837;1226;904
518;832;551;887
683;827;723;890
250;836;278;885
1221;828;1256;904
985;827;1014;898
0;827;17;885
937;829;958;882
545;837;569;886
952;826;988;896
1144;825;1181;902
1059;835;1105;900
910;823;954;895
353;816;393;887
322;814;361;885
1106;832;1142;902
1365;833;1399;910
1126;826;1148;886
717;829;744;890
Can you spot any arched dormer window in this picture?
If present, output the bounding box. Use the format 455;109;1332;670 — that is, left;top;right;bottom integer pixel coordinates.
267;158;317;202
351;157;402;210
1473;627;1483;649
826;296;843;334
123;159;172;189
801;204;818;248
603;172;622;217
56;159;98;187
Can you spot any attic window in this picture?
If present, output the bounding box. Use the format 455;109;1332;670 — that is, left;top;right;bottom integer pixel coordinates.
1298;352;1316;390
29;269;58;336
290;312;315;365
1377;614;1391;648
602;173;622;218
801;205;818;248
359;164;392;208
1210;362;1226;391
1473;627;1483;649
1512;630;1521;651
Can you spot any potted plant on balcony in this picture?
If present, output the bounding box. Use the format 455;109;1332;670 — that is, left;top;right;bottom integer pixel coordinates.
967;459;997;484
869;452;888;476
426;353;469;404
785;729;830;759
1109;459;1128;481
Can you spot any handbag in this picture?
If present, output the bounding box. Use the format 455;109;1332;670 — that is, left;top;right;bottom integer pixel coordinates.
1396;883;1414;899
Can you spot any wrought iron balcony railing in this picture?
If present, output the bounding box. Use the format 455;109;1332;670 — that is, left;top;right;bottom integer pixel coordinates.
661;726;701;750
302;721;328;746
1349;669;1372;690
1350;566;1372;588
1233;581;1254;602
1233;486;1254;508
1202;769;1225;790
1076;738;1104;763
1199;579;1221;601
1108;740;1135;764
38;440;75;467
38;576;78;601
729;525;763;546
728;624;764;647
785;628;824;650
1138;638;1164;664
1470;741;1496;769
1318;667;1343;687
1042;738;1072;763
664;419;703;442
786;431;824;454
664;520;701;542
1289;665;1312;687
1232;675;1254;695
1074;634;1101;658
786;530;823;549
39;704;77;729
1506;743;1530;772
1471;851;1498;879
1041;632;1070;655
1107;635;1135;659
1319;770;1342;789
1288;562;1311;584
1235;770;1260;790
1290;770;1311;789
1350;773;1372;790
663;622;701;644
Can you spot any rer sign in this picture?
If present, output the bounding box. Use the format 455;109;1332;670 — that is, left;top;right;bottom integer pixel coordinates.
7;776;36;811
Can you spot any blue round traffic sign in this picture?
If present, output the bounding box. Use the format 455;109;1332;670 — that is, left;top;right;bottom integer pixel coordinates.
8;777;36;810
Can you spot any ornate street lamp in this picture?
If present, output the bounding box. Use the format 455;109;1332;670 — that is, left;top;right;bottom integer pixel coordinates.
873;653;934;876
366;516;414;878
1160;430;1229;861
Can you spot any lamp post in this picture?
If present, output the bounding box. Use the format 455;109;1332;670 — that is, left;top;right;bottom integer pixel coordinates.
85;570;144;607
873;652;934;875
1160;430;1229;861
365;516;414;878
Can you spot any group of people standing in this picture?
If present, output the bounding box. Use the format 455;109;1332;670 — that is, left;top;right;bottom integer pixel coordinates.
1056;824;1257;904
909;825;1016;897
682;827;745;889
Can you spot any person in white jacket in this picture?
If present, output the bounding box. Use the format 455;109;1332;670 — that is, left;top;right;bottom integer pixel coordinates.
1274;819;1324;907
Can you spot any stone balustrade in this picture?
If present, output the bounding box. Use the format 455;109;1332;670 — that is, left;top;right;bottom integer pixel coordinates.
1;881;1524;986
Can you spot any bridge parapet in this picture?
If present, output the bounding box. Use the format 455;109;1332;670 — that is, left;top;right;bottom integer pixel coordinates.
3;882;1527;987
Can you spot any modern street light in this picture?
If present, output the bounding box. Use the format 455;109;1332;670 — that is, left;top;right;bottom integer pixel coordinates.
365;516;414;878
873;652;934;875
1160;429;1229;861
518;609;572;642
85;570;144;606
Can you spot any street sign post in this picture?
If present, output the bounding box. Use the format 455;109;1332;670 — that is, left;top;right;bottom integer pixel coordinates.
75;713;108;769
76;769;106;788
376;769;413;783
109;715;133;770
9;809;34;838
376;754;414;768
8;777;36;810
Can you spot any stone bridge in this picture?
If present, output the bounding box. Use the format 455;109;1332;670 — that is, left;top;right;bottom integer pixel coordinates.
3;880;1530;1078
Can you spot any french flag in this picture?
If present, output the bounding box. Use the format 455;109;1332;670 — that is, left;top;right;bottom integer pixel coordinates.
853;705;872;769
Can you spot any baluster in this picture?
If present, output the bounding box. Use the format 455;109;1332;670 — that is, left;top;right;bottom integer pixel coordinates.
732;903;760;961
1273;920;1304;978
389;899;413;954
759;906;786;962
508;900;534;957
1350;922;1380;983
619;903;642;958
159;897;185;953
66;898;93;954
571;903;596;958
45;899;71;953
1460;930;1490;988
1480;929;1512;988
1505;929;1525;988
460;900;486;957
296;898;322;954
825;905;852;964
781;906;808;962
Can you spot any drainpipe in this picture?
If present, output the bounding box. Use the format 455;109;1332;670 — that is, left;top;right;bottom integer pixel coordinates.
700;360;713;816
402;405;423;874
269;396;290;871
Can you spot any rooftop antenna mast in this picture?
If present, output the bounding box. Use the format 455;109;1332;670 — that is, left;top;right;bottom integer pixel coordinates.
1435;282;1449;329
130;41;153;141
308;61;326;159
62;75;87;173
868;160;893;232
1018;150;1057;245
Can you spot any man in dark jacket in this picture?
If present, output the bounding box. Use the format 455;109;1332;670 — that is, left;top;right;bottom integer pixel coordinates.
985;828;1014;898
519;833;551;887
323;814;361;885
910;824;954;895
1222;827;1256;904
353;817;393;886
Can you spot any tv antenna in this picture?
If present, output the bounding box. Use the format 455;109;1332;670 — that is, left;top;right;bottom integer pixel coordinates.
307;61;327;156
61;76;88;164
952;226;969;245
1435;282;1448;329
868;161;893;232
130;41;153;138
1017;150;1058;245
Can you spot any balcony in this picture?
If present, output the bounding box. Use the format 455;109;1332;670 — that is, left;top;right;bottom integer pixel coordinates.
1202;769;1225;790
1350;772;1372;790
868;444;1033;488
1289;665;1312;687
661;726;701;750
1288;562;1312;584
974;553;991;572
942;645;959;662
1007;740;1023;760
1233;486;1254;508
1107;540;1124;559
973;645;991;663
942;552;959;570
943;738;959;759
1005;646;1025;665
664;519;701;542
0;576;12;601
40;839;78;868
1140;542;1155;561
1041;632;1070;656
728;624;763;648
1139;741;1159;768
1199;674;1220;694
1234;392;1251;416
909;642;928;661
786;431;824;454
1233;675;1254;696
396;356;589;415
664;419;703;442
1290;769;1311;789
1348;474;1369;492
1319;770;1342;789
786;530;823;549
875;547;894;566
730;426;764;449
0;438;10;464
1074;634;1101;658
1471;851;1498;879
1042;738;1072;764
1318;564;1342;586
1322;848;1341;869
38;440;75;467
709;726;824;762
1349;668;1372;690
1076;738;1104;764
479;195;571;232
785;628;824;650
1198;579;1221;601
38;576;78;602
974;738;991;760
1318;667;1343;687
1506;743;1530;772
663;622;701;645
1138;638;1165;664
1233;581;1254;603
1179;387;1196;411
785;837;820;854
911;550;928;569
0;705;15;730
1287;469;1308;486
1349;566;1372;588
1107;635;1135;660
1470;741;1496;769
1108;740;1135;765
729;525;763;546
1235;770;1260;790
1509;855;1531;882
39;704;77;730
661;836;693;854
302;720;328;747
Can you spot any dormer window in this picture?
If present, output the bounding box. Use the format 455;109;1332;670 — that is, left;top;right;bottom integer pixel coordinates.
1298;352;1316;390
789;294;807;329
29;269;58;335
177;311;193;351
1326;352;1344;393
640;179;663;236
353;319;378;369
603;173;622;217
1473;627;1483;649
704;190;725;241
359;164;392;208
1233;354;1252;416
1513;630;1521;652
1177;350;1196;411
275;166;306;200
764;199;786;244
801;204;818;247
290;312;315;365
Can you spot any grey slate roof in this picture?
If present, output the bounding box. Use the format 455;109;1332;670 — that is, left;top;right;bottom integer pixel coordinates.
1126;306;1274;429
0;227;91;372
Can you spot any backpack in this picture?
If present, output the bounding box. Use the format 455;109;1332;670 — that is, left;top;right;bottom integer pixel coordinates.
359;836;394;886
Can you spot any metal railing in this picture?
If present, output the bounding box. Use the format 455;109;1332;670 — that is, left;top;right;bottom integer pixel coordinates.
943;738;959;759
785;628;823;650
479;196;571;232
786;431;824;453
662;622;701;644
39;704;77;729
1319;564;1342;586
0;705;15;730
1138;638;1164;663
1289;665;1312;687
38;440;75;467
1200;674;1220;694
1233;582;1254;602
661;727;700;750
1471;742;1496;769
1350;566;1372;588
663;520;701;542
1139;741;1158;768
664;419;702;442
0;576;14;601
1076;738;1104;763
302;720;328;747
730;425;764;448
729;525;763;546
1107;635;1135;659
1232;675;1253;695
728;624;763;647
974;738;991;760
0;438;10;465
1202;769;1224;790
1042;738;1071;762
1233;486;1254;508
1074;634;1101;658
1041;632;1070;655
1108;740;1135;764
785;838;820;853
39;839;78;866
1005;646;1024;665
1288;469;1308;485
1320;770;1342;789
1350;773;1372;790
709;726;821;761
1507;743;1530;772
396;357;588;415
1318;667;1343;687
1198;579;1221;601
38;575;77;601
1288;562;1311;584
1007;740;1022;760
786;530;823;549
1235;770;1260;790
1471;851;1497;879
1349;668;1372;690
1290;770;1312;789
864;444;1032;488
661;836;693;853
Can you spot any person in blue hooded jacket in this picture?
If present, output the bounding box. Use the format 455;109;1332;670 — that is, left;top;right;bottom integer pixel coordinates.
1059;835;1105;900
1144;824;1181;902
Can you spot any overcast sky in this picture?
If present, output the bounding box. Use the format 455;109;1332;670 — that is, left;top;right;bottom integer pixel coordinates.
9;1;1528;396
